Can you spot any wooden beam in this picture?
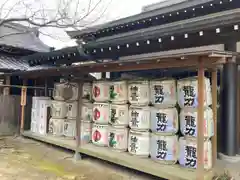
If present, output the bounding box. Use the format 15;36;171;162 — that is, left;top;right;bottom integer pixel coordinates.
3;76;10;95
75;82;83;159
211;68;218;167
197;58;205;180
20;79;27;134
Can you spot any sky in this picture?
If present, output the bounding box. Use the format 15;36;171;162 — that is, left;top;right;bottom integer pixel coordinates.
38;0;163;49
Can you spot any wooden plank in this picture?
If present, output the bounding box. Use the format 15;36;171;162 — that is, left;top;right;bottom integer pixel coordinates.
211;69;218;166
20;80;27;133
197;59;205;180
79;144;213;180
22;131;75;150
3;76;10;95
21;131;213;180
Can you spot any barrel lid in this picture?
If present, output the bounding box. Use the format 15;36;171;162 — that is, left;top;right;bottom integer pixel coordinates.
150;78;176;82
128;79;149;84
130;129;150;135
93;102;110;106
129;105;150;110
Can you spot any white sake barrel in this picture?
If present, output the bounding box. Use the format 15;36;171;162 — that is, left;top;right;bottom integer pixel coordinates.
177;77;212;108
128;80;150;106
92;124;108;146
110;104;129;126
38;99;52;135
179;137;212;169
51;101;67;119
53;83;65;101
150;79;177;108
48;118;64;136
128;130;150;157
150;133;178;164
150;107;178;134
53;82;79;101
32;96;50;109
80;121;92;144
180;107;214;138
63;119;76;138
31;109;37;123
81;103;93;122
30;121;38;133
92;81;110;102
66;101;78;119
82;82;92;102
129;106;150;131
108;126;129;151
93;103;110;124
67;82;79;102
110;80;128;104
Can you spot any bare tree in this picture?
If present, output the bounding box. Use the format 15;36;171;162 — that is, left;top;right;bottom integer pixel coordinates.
0;0;112;39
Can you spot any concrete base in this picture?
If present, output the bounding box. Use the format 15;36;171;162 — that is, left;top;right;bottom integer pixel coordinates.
74;152;82;161
218;153;240;163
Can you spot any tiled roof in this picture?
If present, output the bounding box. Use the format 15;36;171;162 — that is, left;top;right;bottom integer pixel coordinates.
0;23;50;52
0;55;52;72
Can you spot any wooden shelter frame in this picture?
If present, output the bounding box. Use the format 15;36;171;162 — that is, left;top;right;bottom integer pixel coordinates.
1;49;237;180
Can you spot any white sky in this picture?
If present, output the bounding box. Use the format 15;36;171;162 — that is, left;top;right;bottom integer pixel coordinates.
39;0;162;49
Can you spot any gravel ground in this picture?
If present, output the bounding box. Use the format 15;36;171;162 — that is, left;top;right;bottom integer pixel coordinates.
0;136;159;180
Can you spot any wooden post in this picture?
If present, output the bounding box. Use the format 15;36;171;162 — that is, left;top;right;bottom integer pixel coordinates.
211;68;218;166
34;79;37;96
75;81;83;160
20;79;27;134
197;58;205;180
44;79;48;96
3;76;10;95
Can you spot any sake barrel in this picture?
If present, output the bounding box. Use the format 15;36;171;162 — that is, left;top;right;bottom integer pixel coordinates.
92;124;108;146
177;77;212;108
128;80;150;106
30;121;38;133
108;126;129;152
32;96;50;109
92;81;110;102
128;130;150;157
110;80;128;104
80;121;92;144
66;101;78;119
150;107;178;134
66;82;79;102
150;133;178;164
81;103;93;122
82;82;92;102
48;118;64;136
150;79;177;108
110;104;129;126
63;119;76;138
180;107;214;138
93;103;110;124
51;101;67;119
129;106;150;131
179;137;212;169
53;83;65;101
31;109;37;123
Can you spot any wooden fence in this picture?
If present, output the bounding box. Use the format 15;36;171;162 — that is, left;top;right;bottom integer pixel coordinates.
0;95;31;136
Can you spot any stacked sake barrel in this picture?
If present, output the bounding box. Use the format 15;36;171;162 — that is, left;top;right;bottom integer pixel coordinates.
127;80;151;157
92;81;110;147
80;82;93;144
49;82;68;137
108;80;129;152
63;82;79;139
31;96;51;135
149;79;179;164
177;77;213;170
